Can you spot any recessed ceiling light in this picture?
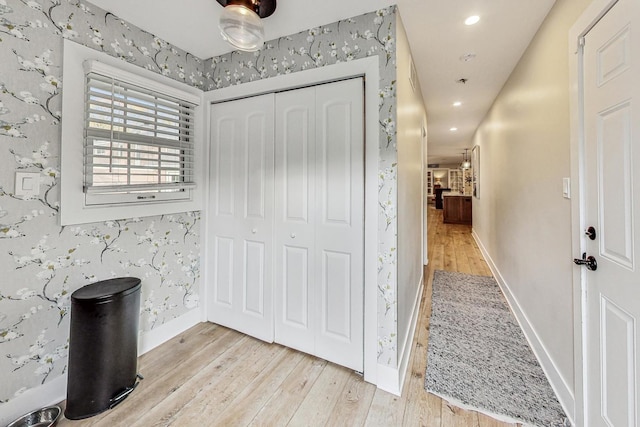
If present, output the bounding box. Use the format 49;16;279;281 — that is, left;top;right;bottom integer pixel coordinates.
453;101;462;107
465;15;480;26
450;127;458;132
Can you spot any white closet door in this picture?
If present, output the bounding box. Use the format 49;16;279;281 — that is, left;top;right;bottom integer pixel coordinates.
314;78;364;371
274;79;364;371
274;86;317;354
208;93;275;342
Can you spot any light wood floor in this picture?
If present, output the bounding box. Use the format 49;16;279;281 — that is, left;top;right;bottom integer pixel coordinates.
57;206;521;426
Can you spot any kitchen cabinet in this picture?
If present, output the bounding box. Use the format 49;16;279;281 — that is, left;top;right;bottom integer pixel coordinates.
448;169;463;193
443;195;472;225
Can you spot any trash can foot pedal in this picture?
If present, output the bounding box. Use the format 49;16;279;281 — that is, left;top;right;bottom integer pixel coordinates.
109;380;140;409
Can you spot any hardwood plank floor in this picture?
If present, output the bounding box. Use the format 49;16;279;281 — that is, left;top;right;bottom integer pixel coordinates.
57;206;520;426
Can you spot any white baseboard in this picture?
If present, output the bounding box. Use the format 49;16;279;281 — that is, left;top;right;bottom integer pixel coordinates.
138;308;201;355
376;363;402;396
0;309;201;426
472;230;575;425
397;275;424;394
0;375;67;426
376;274;424;396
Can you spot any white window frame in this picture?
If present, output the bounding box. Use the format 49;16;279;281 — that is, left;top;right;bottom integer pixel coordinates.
60;40;204;225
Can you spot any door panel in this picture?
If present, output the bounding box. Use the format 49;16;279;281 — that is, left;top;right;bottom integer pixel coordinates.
597;26;630;86
321;250;352;339
213;236;234;307
279;244;313;353
208;94;275;342
583;0;640;424
321;101;352;225
283;246;310;327
243;240;265;316
274;79;364;371
598;102;633;268
274;87;316;353
314;78;364;371
283;106;312;223
215;118;236;216
245;113;268;219
600;297;636;426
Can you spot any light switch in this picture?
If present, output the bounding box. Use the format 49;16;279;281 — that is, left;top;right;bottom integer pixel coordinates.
22;176;34;191
562;177;571;199
15;172;40;197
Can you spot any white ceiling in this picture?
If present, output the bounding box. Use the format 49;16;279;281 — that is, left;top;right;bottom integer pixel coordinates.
87;0;556;166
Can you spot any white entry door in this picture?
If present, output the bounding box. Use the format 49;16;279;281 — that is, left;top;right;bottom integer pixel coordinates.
274;78;364;372
208;93;275;342
582;0;640;424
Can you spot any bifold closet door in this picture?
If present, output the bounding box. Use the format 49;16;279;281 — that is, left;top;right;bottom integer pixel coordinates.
208;93;275;342
274;78;364;371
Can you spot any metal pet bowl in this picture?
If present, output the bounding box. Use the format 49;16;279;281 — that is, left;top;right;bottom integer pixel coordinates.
6;406;61;427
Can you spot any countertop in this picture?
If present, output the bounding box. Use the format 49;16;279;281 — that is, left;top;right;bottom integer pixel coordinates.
442;192;471;197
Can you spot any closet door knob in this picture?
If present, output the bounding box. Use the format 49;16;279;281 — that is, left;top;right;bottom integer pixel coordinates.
252;228;257;234
290;233;296;239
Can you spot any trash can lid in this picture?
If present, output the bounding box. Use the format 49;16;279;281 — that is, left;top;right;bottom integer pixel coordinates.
72;277;141;302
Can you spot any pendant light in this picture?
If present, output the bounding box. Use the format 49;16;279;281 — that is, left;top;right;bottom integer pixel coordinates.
216;0;277;52
461;149;471;170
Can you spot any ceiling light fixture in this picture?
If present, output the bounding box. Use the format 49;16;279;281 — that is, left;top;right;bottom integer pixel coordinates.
461;148;471;169
465;15;480;26
450;127;458;132
453;101;462;107
216;0;276;52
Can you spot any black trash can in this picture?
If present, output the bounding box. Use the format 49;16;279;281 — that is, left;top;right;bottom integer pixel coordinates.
65;277;142;420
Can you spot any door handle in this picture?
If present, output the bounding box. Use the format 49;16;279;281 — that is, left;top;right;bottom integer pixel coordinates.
290;233;296;239
573;252;597;271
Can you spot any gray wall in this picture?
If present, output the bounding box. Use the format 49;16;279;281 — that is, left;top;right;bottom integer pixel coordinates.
0;0;203;405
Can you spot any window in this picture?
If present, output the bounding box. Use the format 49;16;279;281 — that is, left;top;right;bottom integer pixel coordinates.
60;40;203;225
84;61;196;206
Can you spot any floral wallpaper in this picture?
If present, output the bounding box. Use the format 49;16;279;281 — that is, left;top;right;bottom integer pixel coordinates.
0;0;202;405
204;7;400;367
0;0;402;406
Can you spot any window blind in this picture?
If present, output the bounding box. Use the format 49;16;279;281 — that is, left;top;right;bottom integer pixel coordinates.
84;67;197;195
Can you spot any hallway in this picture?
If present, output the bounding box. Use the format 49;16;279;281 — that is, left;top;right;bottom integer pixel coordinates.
56;207;519;426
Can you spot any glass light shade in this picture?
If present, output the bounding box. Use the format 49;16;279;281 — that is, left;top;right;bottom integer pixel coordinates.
219;4;264;52
462;160;471;169
465;15;480;25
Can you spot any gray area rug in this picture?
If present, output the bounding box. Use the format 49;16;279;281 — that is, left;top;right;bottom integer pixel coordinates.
425;270;568;427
